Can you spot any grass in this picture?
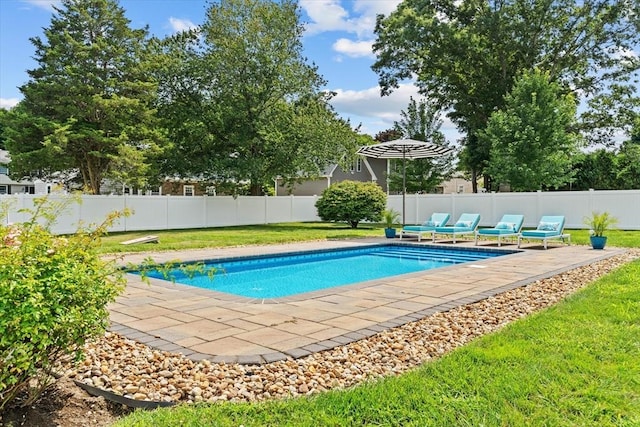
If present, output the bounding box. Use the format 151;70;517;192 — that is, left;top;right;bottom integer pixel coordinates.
115;258;640;426
100;225;640;254
567;229;640;248
99;222;384;253
102;223;640;426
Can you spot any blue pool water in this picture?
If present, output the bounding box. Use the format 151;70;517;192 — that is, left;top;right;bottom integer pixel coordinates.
142;245;511;299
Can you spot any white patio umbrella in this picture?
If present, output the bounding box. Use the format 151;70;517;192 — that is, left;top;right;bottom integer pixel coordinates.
356;138;454;227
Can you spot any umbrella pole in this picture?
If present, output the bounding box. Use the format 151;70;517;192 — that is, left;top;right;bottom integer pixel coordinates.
402;150;406;228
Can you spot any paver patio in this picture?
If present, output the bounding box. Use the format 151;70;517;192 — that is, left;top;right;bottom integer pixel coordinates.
108;238;622;365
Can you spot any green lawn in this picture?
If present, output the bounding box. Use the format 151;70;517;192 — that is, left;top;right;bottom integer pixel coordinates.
100;224;640;254
99;222;384;253
115;258;640;426
106;224;640;426
566;229;640;248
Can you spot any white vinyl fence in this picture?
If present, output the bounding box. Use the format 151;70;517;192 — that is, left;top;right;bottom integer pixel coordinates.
1;189;639;234
386;189;640;230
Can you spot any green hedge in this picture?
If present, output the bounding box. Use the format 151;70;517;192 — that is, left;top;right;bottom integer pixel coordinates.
0;197;126;410
315;180;387;228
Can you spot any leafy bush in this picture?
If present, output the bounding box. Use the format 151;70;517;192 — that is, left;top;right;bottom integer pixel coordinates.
315;180;387;228
0;196;127;411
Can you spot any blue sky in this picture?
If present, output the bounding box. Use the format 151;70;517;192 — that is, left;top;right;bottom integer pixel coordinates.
0;0;461;139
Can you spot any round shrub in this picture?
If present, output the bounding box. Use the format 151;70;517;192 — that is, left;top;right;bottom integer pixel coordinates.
315;180;387;228
0;197;127;410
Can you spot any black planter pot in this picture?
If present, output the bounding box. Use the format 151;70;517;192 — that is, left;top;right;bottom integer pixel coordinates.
384;228;396;238
590;235;607;250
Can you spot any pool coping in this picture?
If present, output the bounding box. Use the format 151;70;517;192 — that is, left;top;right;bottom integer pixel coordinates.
132;242;520;302
108;238;623;365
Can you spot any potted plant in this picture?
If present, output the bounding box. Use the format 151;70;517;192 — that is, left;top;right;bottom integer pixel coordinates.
383;209;401;238
584;211;618;250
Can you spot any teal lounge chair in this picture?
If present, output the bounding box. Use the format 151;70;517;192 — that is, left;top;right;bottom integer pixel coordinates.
400;213;451;242
432;213;481;243
518;215;571;249
475;214;524;247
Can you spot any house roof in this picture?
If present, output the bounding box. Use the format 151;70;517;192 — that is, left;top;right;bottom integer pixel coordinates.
0;174;33;186
276;156;387;182
321;164;338;177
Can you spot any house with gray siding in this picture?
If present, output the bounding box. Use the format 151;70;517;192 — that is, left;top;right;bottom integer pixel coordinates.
275;156;478;196
274;157;389;196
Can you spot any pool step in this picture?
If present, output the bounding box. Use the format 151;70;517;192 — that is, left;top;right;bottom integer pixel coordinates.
373;248;492;263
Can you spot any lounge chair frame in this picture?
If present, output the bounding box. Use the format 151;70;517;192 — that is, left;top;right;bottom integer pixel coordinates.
517;215;571;249
474;214;524;247
400;213;450;242
432;213;481;244
517;233;571;249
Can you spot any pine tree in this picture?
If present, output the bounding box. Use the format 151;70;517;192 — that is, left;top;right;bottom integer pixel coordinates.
6;0;165;193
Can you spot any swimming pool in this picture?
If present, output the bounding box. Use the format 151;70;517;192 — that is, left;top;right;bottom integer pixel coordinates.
141;244;514;299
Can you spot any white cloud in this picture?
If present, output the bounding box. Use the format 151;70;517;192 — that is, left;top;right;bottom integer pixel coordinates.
301;0;401;37
300;1;402;63
22;0;59;11
352;0;402;18
0;98;20;110
329;83;460;140
613;46;639;61
332;38;374;58
168;17;197;33
300;0;353;36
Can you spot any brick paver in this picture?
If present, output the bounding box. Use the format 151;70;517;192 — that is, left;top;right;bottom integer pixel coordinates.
109;238;622;364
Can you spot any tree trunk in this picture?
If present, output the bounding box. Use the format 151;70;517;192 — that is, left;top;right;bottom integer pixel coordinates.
90;171;101;195
88;163;101;195
483;175;491;193
471;169;478;193
250;182;262;196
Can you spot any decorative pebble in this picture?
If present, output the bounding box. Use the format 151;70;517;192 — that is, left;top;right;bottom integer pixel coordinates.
58;250;638;405
123;384;139;394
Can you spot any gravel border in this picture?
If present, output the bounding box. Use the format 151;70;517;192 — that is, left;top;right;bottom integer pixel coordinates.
67;249;640;404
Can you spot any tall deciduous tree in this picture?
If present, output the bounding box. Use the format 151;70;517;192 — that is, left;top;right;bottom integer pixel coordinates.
482;69;580;191
617;117;640;189
372;0;640;192
157;0;359;195
3;0;165;194
374;129;402;143
0;109;8;150
570;150;619;191
1;104;70;179
387;97;455;193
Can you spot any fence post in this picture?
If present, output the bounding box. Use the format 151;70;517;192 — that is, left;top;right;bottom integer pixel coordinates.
264;195;268;224
122;194;127;232
235;196;240;225
451;192;456;220
491;191;496;226
18;193;26;225
166;195;170;230
203;195;208;228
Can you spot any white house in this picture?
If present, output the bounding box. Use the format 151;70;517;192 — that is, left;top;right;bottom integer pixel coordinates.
0;149;36;195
